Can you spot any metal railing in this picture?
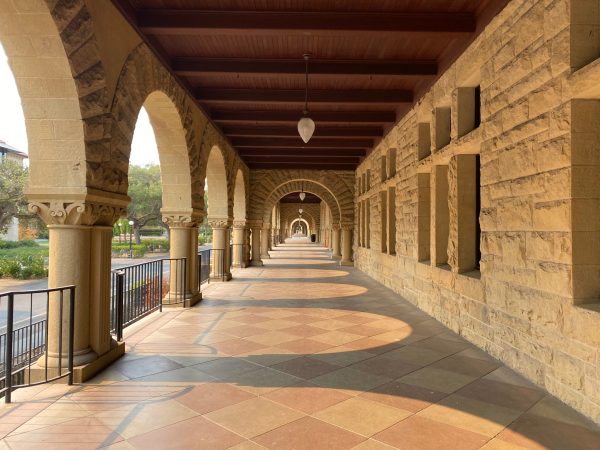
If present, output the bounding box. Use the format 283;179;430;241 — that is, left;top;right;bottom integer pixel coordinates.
0;286;75;403
198;249;211;288
111;258;186;341
210;248;227;281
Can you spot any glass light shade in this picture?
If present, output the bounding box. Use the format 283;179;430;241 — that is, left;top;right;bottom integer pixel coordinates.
297;116;315;143
299;192;306;201
299;208;303;214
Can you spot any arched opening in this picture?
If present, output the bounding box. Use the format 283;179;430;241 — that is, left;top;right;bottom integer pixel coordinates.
290;218;310;237
205;145;231;279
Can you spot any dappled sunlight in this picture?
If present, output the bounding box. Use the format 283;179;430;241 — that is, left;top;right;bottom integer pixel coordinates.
263;258;337;265
237;269;349;279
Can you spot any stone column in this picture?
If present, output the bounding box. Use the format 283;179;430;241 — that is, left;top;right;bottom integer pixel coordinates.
261;225;271;259
232;221;246;268
340;225;354;266
28;199;126;376
249;221;263;266
163;212;201;307
209;218;232;281
332;226;341;257
244;227;251;266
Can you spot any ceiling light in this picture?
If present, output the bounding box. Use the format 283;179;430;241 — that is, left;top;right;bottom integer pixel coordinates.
298;54;315;143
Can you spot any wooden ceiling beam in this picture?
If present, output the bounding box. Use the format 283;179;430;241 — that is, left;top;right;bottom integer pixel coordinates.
237;148;367;157
174;58;437;76
212;110;396;123
137;10;475;35
196;88;413;104
231;137;373;149
243;156;362;164
222;126;383;138
247;162;358;170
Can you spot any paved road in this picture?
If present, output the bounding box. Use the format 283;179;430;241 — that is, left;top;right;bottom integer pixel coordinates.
0;245;213;332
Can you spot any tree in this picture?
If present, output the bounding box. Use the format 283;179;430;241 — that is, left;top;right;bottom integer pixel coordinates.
127;164;163;244
0;159;28;234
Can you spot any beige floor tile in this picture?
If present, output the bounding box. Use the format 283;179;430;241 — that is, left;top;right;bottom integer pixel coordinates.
204;397;304;438
314;397;412;436
264;382;352;414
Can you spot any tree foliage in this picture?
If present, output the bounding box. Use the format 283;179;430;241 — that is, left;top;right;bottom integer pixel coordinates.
0;159;28;233
127;164;163;243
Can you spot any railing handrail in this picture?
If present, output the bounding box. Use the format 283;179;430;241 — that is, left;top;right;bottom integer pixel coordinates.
0;285;76;297
110;257;185;273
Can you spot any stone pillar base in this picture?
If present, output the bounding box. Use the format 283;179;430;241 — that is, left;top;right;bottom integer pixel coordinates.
210;273;233;282
162;292;202;309
261;254;270;259
250;259;263;267
340;260;354;266
29;340;125;384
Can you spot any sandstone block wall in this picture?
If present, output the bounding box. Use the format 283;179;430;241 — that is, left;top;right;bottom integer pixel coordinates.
355;0;600;424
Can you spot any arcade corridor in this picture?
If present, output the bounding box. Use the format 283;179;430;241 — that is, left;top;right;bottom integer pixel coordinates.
1;242;599;449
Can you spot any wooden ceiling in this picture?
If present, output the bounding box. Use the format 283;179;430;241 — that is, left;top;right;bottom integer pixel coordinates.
113;0;509;170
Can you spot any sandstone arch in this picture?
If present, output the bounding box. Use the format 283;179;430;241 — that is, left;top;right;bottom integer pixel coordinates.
206;145;229;220
290;218;311;236
233;169;247;222
249;170;355;227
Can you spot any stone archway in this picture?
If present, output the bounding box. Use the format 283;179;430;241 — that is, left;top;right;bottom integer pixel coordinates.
290;218;311;237
232;169;248;267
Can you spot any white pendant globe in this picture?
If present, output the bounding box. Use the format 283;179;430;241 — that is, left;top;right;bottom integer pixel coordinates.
297;116;315;143
299;192;306;201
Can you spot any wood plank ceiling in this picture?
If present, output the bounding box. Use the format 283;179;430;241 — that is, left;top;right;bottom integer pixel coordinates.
112;0;509;171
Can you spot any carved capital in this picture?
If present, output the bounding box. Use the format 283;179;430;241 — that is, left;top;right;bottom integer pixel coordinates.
29;201;126;226
208;218;232;229
247;219;263;229
341;223;354;231
162;214;199;228
232;220;247;229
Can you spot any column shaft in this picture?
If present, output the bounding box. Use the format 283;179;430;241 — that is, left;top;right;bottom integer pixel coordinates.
250;226;263;266
332;227;341;257
340;227;354;266
261;227;271;259
232;226;246;268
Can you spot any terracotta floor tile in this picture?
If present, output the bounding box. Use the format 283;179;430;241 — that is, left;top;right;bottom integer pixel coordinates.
350;355;421;379
252;417;365;450
350;439;398;450
429;354;500;378
360;380;448;413
380;345;446;366
399;366;477;394
341;337;395;354
204;397;303;438
276;338;334;354
210;338;268;356
311;367;392;396
284;324;328;338
271;356;342;379
128;415;244;449
417;394;523;437
335;314;377;325
264;382;352;414
245;331;300;346
456;378;545;411
312;346;375;366
373;415;490;450
224;325;272;338
314;397;412;436
194;358;261;379
311;331;364;346
175;383;255;414
230;367;302;395
284;314;322;324
113;355;183;379
338;325;388;337
496;413;600;450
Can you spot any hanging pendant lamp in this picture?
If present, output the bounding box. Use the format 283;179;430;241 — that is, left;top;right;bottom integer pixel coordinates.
299;181;306;201
298;54;315;143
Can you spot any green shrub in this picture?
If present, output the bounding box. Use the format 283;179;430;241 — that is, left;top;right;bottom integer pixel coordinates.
0;255;47;279
111;243;147;258
144;239;169;252
0;240;39;250
140;228;164;236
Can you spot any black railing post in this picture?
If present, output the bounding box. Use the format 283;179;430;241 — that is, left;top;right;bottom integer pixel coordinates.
159;259;163;313
183;258;187;304
115;271;125;342
68;286;75;385
5;293;14;403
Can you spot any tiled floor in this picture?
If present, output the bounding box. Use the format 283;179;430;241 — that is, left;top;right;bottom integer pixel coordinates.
1;240;600;449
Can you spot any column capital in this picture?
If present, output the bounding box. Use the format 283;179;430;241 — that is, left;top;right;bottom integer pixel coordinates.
162;210;202;228
208;217;232;229
341;223;354;231
332;224;341;231
232;220;247;229
29;200;126;227
247;219;263;229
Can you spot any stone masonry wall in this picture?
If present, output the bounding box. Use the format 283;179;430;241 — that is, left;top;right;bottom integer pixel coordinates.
355;0;600;423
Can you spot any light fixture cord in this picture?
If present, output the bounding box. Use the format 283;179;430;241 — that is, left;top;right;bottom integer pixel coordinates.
304;55;309;113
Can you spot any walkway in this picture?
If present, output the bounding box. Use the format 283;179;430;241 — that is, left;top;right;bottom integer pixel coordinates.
1;241;600;449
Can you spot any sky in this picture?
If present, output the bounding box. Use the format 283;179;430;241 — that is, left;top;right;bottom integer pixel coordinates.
0;44;159;166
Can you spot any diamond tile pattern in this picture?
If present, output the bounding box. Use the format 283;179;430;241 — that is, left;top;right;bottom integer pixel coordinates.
1;241;599;449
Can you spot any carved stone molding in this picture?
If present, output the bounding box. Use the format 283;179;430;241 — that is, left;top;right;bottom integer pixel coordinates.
332;224;341;231
28;201;126;227
208;218;232;229
232;220;247;229
162;214;200;228
247;219;263;229
341;223;354;231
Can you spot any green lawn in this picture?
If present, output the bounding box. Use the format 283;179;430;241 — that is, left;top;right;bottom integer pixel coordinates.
0;246;49;258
